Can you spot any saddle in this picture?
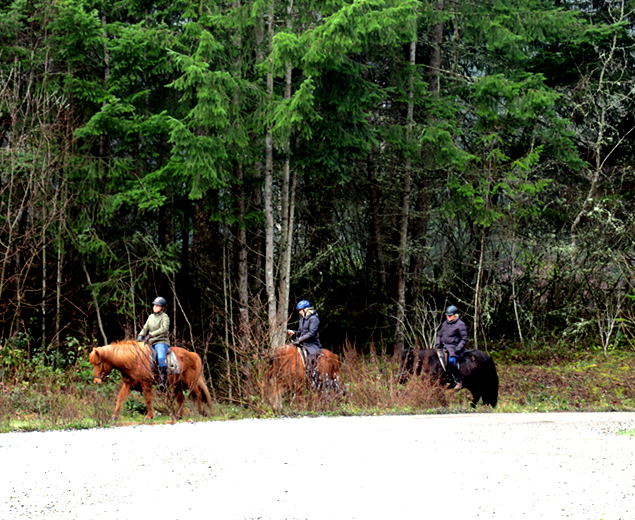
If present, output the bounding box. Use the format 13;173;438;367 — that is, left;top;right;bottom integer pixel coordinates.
435;347;447;372
150;348;181;375
437;346;461;373
296;345;309;368
292;343;322;367
293;343;322;389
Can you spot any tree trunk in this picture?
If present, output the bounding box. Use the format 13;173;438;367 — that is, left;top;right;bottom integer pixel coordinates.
473;227;486;349
395;35;417;355
237;163;250;345
222;240;233;401
55;222;63;351
82;260;108;345
570;4;622;244
41;223;47;351
125;242;136;337
276;14;295;344
414;0;443;295
368;150;386;286
99;14;110;158
264;0;277;341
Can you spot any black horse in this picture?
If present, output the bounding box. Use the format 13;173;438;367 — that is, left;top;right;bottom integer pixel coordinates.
398;348;499;408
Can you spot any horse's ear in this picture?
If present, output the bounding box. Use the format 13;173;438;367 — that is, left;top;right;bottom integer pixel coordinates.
88;348;100;365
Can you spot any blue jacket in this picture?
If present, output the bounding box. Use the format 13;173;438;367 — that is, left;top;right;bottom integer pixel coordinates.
293;309;322;349
435;317;468;356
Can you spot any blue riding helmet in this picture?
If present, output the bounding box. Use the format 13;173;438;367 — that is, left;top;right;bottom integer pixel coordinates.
152;296;167;307
445;305;459;315
296;300;311;310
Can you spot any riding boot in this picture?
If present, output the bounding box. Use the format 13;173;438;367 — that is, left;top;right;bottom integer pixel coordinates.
307;360;317;390
452;361;462;390
158;365;168;391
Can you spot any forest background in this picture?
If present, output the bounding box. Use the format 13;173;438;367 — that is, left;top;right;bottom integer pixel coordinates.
1;0;635;404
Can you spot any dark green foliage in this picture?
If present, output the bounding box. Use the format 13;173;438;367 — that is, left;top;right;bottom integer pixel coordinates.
0;0;634;399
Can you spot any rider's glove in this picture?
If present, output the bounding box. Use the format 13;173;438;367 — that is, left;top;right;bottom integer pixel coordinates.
136;334;144;342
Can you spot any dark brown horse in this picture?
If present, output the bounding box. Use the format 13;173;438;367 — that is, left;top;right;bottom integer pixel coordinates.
398;348;499;407
89;340;214;420
267;344;343;408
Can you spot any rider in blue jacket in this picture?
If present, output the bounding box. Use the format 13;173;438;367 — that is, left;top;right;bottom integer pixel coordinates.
287;300;322;383
435;305;468;390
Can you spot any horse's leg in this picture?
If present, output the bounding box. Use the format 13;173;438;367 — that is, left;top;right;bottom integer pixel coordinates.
469;389;480;408
189;384;206;416
175;385;185;419
113;381;132;420
141;383;155;419
195;386;206;416
272;380;283;410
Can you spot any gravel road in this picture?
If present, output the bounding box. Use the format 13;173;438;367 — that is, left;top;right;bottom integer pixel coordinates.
1;412;634;520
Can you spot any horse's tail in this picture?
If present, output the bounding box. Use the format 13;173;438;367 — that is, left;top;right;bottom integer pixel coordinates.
481;355;499;408
198;374;214;410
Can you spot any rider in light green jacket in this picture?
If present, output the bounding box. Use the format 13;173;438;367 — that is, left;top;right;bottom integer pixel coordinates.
137;297;170;390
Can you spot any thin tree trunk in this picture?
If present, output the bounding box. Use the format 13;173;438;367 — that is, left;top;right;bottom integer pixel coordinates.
368;150;386;286
237;164;249;345
570;3;622;243
511;245;524;345
264;0;277;341
125;243;136;336
55;222;63;351
41;224;47;351
250;1;265;297
10;209;30;338
276;8;295;343
82;260;108;345
99;14;110;158
395;35;417;355
232;0;249;347
172;274;177;339
223;240;233;401
414;1;443;294
473;227;486;349
411;186;428;295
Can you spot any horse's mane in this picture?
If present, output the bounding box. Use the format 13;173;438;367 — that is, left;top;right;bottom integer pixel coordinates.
97;340;150;366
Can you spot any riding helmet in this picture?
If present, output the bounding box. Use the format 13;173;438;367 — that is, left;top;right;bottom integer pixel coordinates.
296;300;311;310
152;296;167;307
445;305;459;315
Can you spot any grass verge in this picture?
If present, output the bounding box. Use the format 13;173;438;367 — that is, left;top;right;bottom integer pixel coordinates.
1;343;634;432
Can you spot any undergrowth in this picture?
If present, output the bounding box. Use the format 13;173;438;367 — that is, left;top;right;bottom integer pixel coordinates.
0;341;633;432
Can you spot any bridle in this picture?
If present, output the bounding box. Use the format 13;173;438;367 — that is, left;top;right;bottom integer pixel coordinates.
94;362;110;383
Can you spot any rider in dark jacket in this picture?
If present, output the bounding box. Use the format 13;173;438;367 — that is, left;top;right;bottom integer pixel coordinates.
435;305;468;390
287;300;322;383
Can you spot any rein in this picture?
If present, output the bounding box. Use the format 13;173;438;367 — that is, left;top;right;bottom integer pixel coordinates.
94;362;110;382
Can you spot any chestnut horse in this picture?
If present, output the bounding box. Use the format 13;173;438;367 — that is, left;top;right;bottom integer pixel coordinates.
89;340;213;420
267;344;343;409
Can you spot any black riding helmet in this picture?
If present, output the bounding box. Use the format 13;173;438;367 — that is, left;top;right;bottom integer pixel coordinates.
152;296;167;307
445;305;459;315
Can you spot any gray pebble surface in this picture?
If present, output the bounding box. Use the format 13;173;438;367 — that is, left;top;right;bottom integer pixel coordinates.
1;412;634;519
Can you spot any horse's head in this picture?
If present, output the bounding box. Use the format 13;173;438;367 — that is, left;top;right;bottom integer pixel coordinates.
88;347;114;383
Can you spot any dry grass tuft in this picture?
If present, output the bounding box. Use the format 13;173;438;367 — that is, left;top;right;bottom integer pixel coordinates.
340;344;447;413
